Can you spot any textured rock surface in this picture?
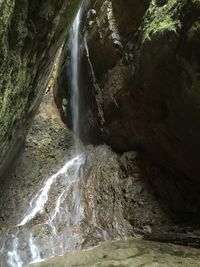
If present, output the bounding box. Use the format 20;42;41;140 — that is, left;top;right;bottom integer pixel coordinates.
1;79;200;267
0;71;182;265
0;0;81;180
0;63;75;227
55;0;200;215
31;238;200;267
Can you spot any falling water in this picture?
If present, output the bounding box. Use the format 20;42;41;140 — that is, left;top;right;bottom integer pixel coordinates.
18;155;82;226
7;238;23;267
0;152;86;267
70;8;81;145
0;8;87;267
29;234;41;264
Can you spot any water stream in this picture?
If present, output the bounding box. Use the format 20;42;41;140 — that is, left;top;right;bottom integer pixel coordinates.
0;152;86;267
0;8;85;267
71;7;81;144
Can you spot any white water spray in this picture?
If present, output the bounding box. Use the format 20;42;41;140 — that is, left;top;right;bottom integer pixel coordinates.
19;155;82;226
1;7;85;267
7;238;23;267
29;233;41;263
1;152;85;267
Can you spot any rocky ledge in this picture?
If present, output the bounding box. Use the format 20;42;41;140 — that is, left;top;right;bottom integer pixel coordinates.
31;237;200;267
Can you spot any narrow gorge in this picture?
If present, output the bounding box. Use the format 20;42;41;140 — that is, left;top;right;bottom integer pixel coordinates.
0;0;200;266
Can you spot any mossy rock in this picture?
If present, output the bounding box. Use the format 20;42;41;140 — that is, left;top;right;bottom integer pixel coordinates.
0;0;82;180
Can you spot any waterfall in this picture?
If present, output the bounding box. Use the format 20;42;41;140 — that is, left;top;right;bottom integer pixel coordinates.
0;8;86;267
18;155;83;226
29;234;41;264
0;152;86;267
70;7;82;147
7;238;23;267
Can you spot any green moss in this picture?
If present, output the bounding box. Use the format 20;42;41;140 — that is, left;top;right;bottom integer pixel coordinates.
0;0;81;178
0;0;15;51
192;0;200;8
142;0;184;41
0;53;31;141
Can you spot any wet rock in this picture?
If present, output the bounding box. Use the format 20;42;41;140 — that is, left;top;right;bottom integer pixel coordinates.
0;0;81;180
0;76;74;227
0;90;199;266
0;87;178;264
30;238;200;267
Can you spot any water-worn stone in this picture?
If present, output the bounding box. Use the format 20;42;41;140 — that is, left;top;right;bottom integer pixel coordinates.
0;0;81;180
30;237;200;267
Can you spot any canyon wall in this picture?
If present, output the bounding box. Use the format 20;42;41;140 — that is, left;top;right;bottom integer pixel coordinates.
55;0;200;215
0;0;81;179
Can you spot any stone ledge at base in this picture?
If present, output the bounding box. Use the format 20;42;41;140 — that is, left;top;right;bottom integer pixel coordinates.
30;237;200;267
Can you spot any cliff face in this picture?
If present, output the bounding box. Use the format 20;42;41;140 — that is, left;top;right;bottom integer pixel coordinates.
132;0;200;181
0;0;81;179
55;0;151;143
55;0;200;214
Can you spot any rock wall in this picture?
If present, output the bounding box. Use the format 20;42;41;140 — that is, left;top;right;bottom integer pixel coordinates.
0;0;81;180
55;0;200;215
